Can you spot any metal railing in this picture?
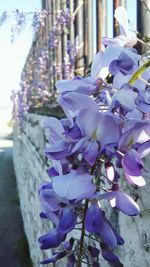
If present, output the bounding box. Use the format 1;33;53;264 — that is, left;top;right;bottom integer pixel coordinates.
23;0;136;95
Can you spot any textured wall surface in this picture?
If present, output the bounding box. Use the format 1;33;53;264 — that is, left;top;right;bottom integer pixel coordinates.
13;114;51;267
13;114;150;267
117;158;150;267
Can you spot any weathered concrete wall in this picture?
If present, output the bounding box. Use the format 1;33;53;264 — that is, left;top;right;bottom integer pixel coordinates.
13;114;52;267
13;113;150;267
117;158;150;266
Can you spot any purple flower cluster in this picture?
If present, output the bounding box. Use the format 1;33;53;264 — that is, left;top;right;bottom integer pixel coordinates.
48;9;73;49
11;6;79;128
11;46;53;131
11;10;26;42
38;7;150;266
54;38;79;79
47;9;78;79
31;10;47;32
20;47;52;108
0;10;46;42
11;89;28;131
0;11;7;26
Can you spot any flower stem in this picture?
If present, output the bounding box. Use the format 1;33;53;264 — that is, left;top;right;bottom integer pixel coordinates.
77;165;96;266
77;199;89;267
128;60;150;85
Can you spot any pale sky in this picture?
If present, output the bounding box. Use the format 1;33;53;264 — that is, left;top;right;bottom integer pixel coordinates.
0;0;41;108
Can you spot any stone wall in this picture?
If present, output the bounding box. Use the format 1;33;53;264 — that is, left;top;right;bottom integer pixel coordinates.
13;113;150;267
117;156;150;267
13;114;53;267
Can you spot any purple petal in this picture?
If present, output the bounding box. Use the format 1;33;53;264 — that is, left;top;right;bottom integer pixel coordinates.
76;110;121;147
56;77;96;95
96;112;121;147
38;228;62;250
76;109;101;138
125;173;146;187
66;123;82;140
109;60;119;75
136;97;150;114
102;35;128;47
113;70;135;90
39;187;62;212
118;121;150;151
145;90;150;104
138;141;150;159
71;136;89;154
58;92;99;123
88;246;100;257
102;249;122;265
51;159;63;175
99;219;117;248
47;167;59;176
122;149;144;176
67;254;76;267
91;46;139;80
112;84;138;111
58;208;77;234
53;170;96;200
43;117;64;143
118;52;135;75
91;51;105;79
111;226;124;245
85;203;103;233
45;140;69;160
91;47;120;80
110;190;140;215
40;251;66;265
114;6;128;36
64;238;74;251
39;212;48;219
83;140;98;165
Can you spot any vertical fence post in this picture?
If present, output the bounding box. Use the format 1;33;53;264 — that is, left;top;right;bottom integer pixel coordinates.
96;0;106;51
61;0;68;79
119;0;126;7
52;0;57;89
87;0;93;67
113;0;120;36
56;0;62;81
74;0;84;76
47;0;55;94
137;0;150;38
83;0;88;76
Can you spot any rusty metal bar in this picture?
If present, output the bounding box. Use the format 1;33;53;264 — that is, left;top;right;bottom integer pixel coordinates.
83;0;88;76
113;0;121;36
74;0;84;76
61;0;68;79
88;0;93;65
56;0;62;80
96;0;105;51
69;0;75;44
137;0;150;38
47;0;55;93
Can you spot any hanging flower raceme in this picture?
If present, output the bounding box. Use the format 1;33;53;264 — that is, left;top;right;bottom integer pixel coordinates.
38;6;150;267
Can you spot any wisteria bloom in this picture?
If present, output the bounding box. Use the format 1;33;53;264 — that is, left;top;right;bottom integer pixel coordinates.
102;6;137;47
37;5;150;267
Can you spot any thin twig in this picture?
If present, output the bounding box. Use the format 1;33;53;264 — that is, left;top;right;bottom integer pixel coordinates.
73;0;84;17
